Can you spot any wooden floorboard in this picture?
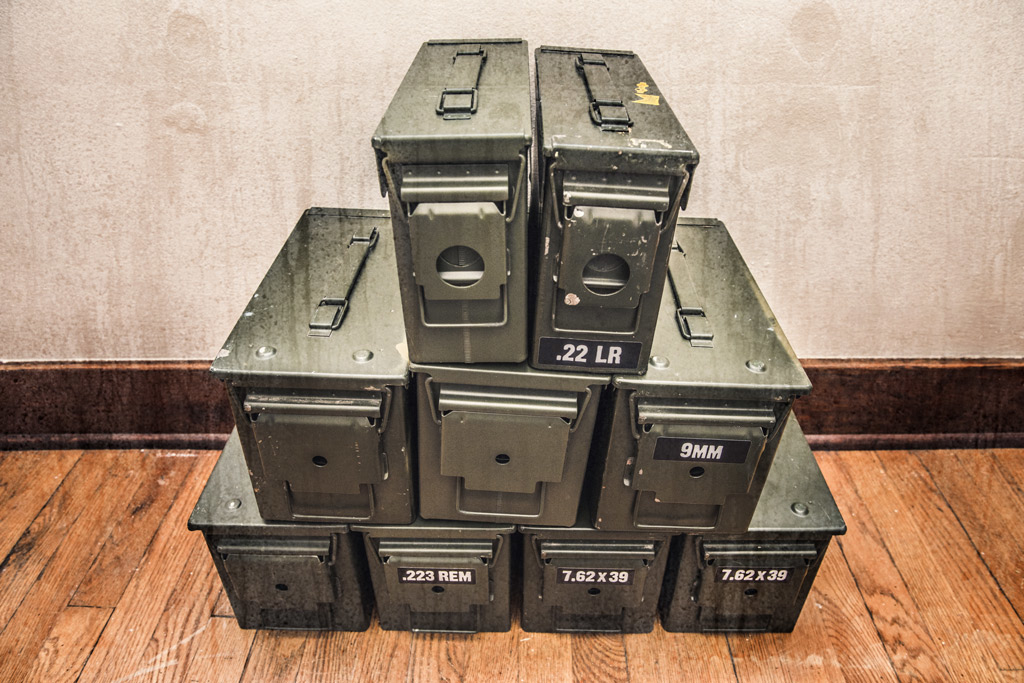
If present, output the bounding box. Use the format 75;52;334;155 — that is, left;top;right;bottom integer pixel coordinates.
0;448;1022;681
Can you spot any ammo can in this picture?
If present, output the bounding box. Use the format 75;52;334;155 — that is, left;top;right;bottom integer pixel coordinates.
531;46;699;374
590;217;811;533
411;362;609;525
353;519;515;632
519;510;674;633
373;39;532;364
188;431;373;630
211;208;414;524
659;418;846;632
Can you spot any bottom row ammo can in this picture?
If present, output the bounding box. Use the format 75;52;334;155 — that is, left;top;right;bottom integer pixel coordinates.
187;431;374;630
353;520;514;633
659;419;846;632
190;419;843;633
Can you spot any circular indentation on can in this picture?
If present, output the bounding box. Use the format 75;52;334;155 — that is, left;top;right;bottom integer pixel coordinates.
744;588;758;597
689;466;705;478
276;583;288;591
650;356;670;369
352;349;373;362
582;253;630;295
432;585;445;593
255;345;276;359
588;587;601;596
495;453;511;465
225;498;241;510
791;502;810;516
746;359;767;373
312;456;328;468
437;245;484;287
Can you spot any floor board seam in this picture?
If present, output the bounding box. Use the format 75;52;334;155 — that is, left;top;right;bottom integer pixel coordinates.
73;605;114;683
723;634;740;682
915;452;1024;627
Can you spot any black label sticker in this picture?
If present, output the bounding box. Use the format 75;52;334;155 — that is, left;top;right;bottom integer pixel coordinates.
537;337;643;369
556;568;635;585
653;437;750;464
716;567;793;583
398;568;476;584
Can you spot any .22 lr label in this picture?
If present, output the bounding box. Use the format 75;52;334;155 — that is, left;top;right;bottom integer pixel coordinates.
537;337;642;369
557;568;635;585
398;568;476;584
716;568;791;583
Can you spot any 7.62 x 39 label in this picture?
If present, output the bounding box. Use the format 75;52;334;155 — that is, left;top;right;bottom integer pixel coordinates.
556;568;635;585
715;567;792;583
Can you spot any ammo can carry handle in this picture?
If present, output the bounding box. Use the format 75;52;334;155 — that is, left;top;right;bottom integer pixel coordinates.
576;53;631;132
437;45;487;119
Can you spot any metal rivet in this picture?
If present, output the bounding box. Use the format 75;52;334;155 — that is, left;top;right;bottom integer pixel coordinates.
352;349;373;362
573;207;584;218
746;359;766;373
226;498;241;510
255;346;276;359
650;356;670;369
791;502;809;516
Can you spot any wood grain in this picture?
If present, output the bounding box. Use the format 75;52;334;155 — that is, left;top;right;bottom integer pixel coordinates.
817;451;954;681
919;449;1024;621
0;450;81;561
70;453;196;608
25;605;111;683
77;452;217;681
1;447;1023;681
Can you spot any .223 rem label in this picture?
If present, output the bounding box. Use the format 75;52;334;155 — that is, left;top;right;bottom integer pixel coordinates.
556;568;635;585
653;437;750;464
537;337;642;370
398;568;476;584
716;568;792;583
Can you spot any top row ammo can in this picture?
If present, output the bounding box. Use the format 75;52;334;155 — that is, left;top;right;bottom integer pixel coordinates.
531;46;700;374
373;39;532;364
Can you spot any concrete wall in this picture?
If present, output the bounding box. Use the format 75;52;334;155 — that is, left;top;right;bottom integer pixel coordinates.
2;1;1022;361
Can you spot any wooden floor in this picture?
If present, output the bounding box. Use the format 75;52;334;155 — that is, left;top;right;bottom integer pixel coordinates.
0;449;1022;682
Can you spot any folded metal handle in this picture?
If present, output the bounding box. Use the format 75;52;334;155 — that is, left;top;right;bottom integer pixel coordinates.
576;53;631;132
437;46;487;119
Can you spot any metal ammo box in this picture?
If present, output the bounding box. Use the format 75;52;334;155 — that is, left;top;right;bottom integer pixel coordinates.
211;208;414;524
188;431;373;630
590;217;811;533
411;362;609;525
372;39;532;363
659;418;846;632
519;510;674;633
531;46;699;374
353;519;515;632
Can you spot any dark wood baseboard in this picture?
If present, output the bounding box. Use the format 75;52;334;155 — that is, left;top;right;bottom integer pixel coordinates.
1;359;1022;451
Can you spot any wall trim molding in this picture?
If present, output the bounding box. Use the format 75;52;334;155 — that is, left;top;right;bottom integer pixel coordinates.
2;358;1022;451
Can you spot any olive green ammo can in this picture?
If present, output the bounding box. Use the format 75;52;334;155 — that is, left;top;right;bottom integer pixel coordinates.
211;209;415;524
659;419;846;632
519;510;674;633
353;519;515;632
590;218;811;533
411;362;609;526
373;39;532;363
188;431;374;631
531;46;699;374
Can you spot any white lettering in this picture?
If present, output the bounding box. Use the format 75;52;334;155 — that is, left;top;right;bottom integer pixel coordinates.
707;445;723;460
595;345;608;363
692;444;709;458
679;442;692;458
608;346;622;364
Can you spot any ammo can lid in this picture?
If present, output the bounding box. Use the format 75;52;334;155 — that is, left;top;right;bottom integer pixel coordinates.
535;46;699;175
411;361;610;392
187;430;350;535
352;518;515;536
210;208;408;390
746;418;846;536
519;506;675;541
372;39;532;167
616;218;811;400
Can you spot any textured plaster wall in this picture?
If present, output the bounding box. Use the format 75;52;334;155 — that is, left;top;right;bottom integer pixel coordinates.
1;1;1022;361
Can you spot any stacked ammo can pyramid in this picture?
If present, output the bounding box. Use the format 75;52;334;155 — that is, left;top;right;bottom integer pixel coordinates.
188;40;846;635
